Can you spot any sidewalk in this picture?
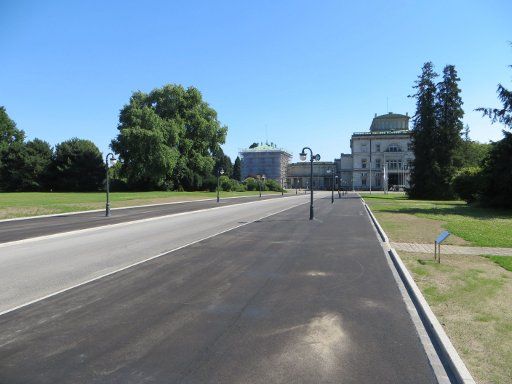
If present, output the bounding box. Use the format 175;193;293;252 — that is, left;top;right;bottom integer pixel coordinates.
391;242;512;256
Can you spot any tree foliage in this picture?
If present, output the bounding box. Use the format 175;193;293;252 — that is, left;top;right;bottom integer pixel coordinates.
233;156;242;181
480;132;512;208
476;59;512;208
435;65;464;197
477;67;512;128
50;138;104;191
111;84;227;190
452;166;483;203
453;139;490;169
408;62;440;199
408;63;467;199
214;148;233;179
3;139;53;191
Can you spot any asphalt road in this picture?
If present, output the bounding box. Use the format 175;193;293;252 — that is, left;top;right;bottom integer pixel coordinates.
0;193;291;244
0;194;439;383
0;193;312;313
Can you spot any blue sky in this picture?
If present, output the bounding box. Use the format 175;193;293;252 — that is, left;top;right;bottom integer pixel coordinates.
1;0;511;162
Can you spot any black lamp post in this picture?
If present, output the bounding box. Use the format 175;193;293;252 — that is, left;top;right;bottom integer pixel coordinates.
327;168;335;204
300;147;320;220
217;168;224;203
281;178;284;196
105;152;116;217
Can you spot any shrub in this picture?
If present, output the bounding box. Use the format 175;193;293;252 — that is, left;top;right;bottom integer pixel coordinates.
452;167;483;203
244;177;258;191
265;179;283;192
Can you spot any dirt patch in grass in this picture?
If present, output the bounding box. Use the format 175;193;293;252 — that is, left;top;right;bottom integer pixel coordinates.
373;211;469;245
400;251;512;383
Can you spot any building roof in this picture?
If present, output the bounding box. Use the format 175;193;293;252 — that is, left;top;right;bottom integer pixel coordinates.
373;112;409;120
239;143;292;157
370;112;410;132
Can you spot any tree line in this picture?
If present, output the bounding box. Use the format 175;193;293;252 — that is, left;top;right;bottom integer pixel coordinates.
0;84;285;193
408;59;511;208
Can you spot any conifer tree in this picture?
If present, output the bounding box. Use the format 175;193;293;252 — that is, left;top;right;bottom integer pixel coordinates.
408;62;440;199
435;65;464;198
233;156;242;181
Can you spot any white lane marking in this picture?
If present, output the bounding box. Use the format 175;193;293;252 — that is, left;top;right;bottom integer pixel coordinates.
0;199;309;317
0;195;307;249
0;193;285;223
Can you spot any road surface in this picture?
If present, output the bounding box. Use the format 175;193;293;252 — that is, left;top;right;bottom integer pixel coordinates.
0;193;291;244
0;193;441;383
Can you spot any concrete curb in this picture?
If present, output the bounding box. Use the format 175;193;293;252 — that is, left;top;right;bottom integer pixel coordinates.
388;248;476;384
360;196;476;384
361;198;388;243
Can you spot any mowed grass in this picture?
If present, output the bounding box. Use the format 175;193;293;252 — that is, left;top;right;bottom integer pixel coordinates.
0;191;279;219
486;255;512;272
400;251;512;384
360;192;512;247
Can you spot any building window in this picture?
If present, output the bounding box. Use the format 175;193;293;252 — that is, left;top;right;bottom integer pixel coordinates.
376;159;381;169
387;144;401;152
376;144;380;152
361;173;367;186
407;142;412;151
361;159;367;169
387;160;399;169
361;144;367;152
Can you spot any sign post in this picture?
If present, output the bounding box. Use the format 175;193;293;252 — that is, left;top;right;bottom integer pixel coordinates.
434;231;450;263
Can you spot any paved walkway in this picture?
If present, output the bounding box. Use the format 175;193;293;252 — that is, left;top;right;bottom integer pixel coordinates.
391;242;512;256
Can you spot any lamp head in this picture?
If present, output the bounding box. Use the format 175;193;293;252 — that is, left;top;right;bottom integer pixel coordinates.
220;168;224;175
108;154;117;166
299;152;307;161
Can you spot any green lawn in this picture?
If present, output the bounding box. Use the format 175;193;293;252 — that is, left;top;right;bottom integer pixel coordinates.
486;255;512;272
0;191;280;219
360;192;512;247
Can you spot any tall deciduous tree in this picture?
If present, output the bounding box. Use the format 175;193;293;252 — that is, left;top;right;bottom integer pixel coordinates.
111;84;227;190
233;156;242;181
0;107;26;191
50;138;104;191
408;62;440;199
2;139;53;191
435;64;464;197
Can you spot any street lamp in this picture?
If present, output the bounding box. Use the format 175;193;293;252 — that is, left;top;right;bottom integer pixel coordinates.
299;147;320;220
217;168;224;203
105;152;117;217
281;178;284;196
258;174;265;197
326;168;335;204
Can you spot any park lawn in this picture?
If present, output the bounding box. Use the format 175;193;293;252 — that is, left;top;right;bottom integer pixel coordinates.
400;251;512;384
0;191;280;220
485;255;512;272
360;193;512;248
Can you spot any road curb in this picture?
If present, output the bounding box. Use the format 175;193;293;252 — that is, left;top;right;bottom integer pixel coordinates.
361;198;388;243
360;197;476;384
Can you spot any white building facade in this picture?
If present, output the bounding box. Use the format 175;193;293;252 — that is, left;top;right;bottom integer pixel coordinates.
350;112;413;190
